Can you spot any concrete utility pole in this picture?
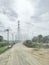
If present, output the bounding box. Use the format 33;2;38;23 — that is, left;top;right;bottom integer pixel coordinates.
5;29;9;44
12;33;14;41
18;20;20;41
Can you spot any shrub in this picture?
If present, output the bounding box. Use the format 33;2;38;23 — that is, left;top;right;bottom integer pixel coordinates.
23;40;33;47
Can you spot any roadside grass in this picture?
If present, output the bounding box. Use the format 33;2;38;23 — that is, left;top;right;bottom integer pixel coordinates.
0;42;9;48
0;42;16;54
0;46;9;54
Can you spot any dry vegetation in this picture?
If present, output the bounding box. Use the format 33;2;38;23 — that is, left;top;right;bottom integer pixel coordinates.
27;48;49;65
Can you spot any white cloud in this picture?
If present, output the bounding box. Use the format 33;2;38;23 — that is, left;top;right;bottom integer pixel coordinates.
0;0;49;40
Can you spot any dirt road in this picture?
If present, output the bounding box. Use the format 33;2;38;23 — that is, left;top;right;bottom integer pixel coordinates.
0;43;49;65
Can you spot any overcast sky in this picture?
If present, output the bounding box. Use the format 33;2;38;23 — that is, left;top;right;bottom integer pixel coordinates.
0;0;49;40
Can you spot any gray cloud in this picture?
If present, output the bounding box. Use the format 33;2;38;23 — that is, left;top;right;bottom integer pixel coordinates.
0;0;49;40
31;0;49;21
0;0;18;21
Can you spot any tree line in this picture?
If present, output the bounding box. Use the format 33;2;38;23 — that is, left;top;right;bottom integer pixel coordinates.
23;35;49;48
32;35;49;43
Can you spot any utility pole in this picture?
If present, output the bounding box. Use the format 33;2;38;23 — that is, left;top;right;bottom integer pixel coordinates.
12;33;14;41
5;29;9;44
18;20;20;41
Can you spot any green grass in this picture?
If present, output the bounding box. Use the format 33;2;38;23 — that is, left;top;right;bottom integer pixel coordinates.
0;42;9;47
0;46;9;54
0;41;16;54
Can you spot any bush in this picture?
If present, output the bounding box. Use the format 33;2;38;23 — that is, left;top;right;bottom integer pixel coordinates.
23;40;33;47
32;42;38;48
43;45;49;48
23;40;49;48
31;42;42;48
23;40;41;48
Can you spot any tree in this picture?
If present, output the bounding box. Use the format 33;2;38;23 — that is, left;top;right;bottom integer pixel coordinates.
0;36;3;42
43;36;49;43
37;35;43;43
32;37;38;42
32;35;49;43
